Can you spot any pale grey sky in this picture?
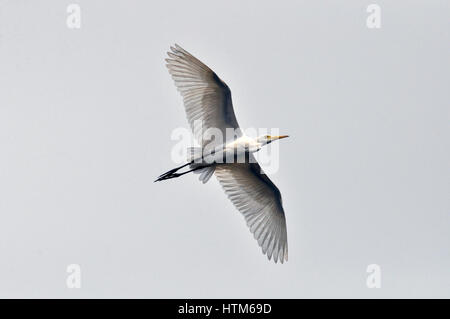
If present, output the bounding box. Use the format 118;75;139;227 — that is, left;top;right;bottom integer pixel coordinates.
0;0;449;298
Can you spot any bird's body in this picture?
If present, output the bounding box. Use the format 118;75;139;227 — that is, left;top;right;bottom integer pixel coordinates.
189;135;272;164
157;45;289;263
224;135;262;153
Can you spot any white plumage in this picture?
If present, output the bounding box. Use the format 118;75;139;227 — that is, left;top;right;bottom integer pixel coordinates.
159;44;289;263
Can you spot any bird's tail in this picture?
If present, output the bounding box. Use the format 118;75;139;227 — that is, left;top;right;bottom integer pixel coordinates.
193;165;215;184
155;147;217;183
154;161;215;183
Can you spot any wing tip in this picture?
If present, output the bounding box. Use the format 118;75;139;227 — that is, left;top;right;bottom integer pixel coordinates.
169;43;187;56
273;253;288;264
263;246;288;264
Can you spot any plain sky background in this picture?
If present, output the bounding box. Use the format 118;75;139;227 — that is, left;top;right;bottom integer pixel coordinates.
0;0;449;298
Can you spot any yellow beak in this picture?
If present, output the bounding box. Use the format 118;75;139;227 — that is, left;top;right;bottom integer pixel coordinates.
271;135;289;141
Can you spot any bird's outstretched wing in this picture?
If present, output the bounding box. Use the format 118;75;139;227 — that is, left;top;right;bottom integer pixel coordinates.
215;155;288;263
166;44;241;147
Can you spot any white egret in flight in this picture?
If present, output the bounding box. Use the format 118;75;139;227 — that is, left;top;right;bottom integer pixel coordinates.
156;45;289;263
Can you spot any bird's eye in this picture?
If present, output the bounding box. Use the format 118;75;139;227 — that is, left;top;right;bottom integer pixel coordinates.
265;135;271;139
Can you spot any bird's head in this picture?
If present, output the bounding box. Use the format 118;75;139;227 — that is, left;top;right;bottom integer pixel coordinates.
257;134;289;146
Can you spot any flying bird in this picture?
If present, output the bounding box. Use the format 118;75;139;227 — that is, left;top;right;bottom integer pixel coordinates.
156;45;289;263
